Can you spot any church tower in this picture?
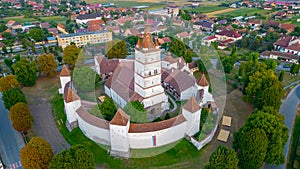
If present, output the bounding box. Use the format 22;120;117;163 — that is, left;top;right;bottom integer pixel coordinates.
134;25;168;113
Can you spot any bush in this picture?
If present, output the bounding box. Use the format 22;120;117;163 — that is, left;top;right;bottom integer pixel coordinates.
232;82;238;89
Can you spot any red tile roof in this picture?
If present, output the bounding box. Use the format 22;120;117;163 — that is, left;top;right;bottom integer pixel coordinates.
128;114;186;133
197;74;209;87
217;30;241;38
286;43;300;51
110;108;130;126
274;36;296;48
64;87;80;103
60;65;70;76
183;97;201;113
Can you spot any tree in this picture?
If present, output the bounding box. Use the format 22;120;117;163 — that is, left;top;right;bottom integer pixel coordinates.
62;45;81;70
221;57;233;74
244;64;284;110
265;59;278;70
20;137;54;169
206;145;238;169
2;88;27;110
181;13;192;21
99;97;117;120
37;54;57;77
29;28;45;42
291;26;300;37
235;128;268;169
75;50;86;68
123;101;149;123
278;70;285;82
169;38;186;57
290;64;300;75
13;58;38;86
48;145;94;169
0;74;20;92
73;66;100;92
0;23;7;32
107;40;127;59
2;45;7;54
185;48;193;63
9;102;33;132
233;111;288;165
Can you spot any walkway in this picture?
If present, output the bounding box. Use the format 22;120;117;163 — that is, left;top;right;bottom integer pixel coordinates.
264;85;300;169
29;97;70;154
165;91;178;114
0;93;24;169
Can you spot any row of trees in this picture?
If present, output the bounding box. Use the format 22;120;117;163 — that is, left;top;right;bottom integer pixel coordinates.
206;48;288;168
20;136;95;169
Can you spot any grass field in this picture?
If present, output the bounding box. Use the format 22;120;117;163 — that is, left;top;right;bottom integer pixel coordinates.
2;16;37;23
39;16;68;24
86;0;165;8
287;110;300;169
184;6;227;14
215;8;266;17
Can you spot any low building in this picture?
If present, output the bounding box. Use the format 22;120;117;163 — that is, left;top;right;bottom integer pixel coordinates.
261;51;299;64
193;21;214;32
76;13;103;25
57;31;112;49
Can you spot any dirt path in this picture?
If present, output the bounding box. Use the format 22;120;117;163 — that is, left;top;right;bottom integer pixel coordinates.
22;77;70;154
206;8;237;17
29;97;70;154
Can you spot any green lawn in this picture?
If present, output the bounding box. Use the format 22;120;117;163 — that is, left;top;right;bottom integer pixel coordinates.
39;16;68;24
216;8;266;17
287;110;300;169
2;16;37;23
184;5;227;14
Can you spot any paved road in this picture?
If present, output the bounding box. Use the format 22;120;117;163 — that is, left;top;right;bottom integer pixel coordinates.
264;85;300;169
0;93;24;169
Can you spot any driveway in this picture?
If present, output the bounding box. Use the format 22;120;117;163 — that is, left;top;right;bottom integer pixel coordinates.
264;85;300;169
29;97;70;154
0;93;24;169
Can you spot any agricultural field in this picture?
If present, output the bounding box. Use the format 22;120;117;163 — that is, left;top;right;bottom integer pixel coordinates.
1;16;37;23
184;6;228;14
86;0;165;8
215;8;267;17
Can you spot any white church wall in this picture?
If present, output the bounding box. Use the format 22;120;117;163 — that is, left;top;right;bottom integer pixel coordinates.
77;115;111;145
104;86;111;97
134;74;161;88
60;76;71;94
135;50;160;63
94;57;100;75
110;124;130;152
111;89;127;108
142;93;166;108
128;121;187;149
65;100;81;124
180;86;196;100
182;108;201;136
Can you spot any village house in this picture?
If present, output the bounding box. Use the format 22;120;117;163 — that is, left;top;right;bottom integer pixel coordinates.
248;19;262;30
176;32;190;41
124;28;140;37
193;21;214;32
76;13;103;25
274;36;300;56
280;23;296;33
261;51;299;64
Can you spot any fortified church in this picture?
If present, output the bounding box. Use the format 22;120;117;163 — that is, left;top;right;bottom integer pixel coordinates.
59;26;218;157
